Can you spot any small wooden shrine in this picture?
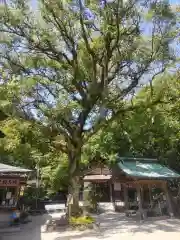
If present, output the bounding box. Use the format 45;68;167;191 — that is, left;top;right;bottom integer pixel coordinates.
83;158;180;219
0;163;31;209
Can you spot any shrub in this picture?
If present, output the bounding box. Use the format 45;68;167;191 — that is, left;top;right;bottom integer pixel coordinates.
69;215;95;226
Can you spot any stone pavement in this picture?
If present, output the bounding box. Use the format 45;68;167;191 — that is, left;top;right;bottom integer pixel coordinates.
1;212;180;240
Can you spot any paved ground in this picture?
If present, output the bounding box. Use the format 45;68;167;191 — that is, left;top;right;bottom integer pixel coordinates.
1;212;180;240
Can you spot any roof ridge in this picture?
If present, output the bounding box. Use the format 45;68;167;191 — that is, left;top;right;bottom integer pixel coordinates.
0;163;31;172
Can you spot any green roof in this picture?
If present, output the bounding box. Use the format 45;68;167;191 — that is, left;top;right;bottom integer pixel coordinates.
117;158;180;179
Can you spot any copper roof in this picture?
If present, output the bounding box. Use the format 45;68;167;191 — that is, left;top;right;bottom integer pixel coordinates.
117;158;180;179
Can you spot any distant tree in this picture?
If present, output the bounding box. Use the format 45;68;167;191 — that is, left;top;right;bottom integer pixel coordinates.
89;72;180;169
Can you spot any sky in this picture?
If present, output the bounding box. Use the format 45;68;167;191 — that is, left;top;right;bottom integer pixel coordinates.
169;0;180;3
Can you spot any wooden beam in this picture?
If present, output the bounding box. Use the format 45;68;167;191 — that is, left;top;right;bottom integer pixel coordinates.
134;180;165;185
121;180;165;186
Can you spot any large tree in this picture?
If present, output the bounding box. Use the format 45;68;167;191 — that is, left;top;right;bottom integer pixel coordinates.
0;0;177;215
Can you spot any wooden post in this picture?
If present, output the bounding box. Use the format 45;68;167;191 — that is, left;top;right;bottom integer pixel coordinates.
124;184;128;210
137;184;143;220
83;182;91;215
16;185;20;207
162;181;174;218
148;184;153;207
109;181;113;203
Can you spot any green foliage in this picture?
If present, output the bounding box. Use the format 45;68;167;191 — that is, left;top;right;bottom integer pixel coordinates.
41;154;69;193
0;119;36;167
70;215;95;225
89;72;180;170
23;186;47;202
0;116;69;192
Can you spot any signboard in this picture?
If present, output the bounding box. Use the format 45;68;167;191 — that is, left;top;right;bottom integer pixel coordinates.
0;179;19;187
67;194;73;205
6;192;12;200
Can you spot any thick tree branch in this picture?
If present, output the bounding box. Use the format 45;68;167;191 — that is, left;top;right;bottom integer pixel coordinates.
83;96;177;143
0;24;72;66
78;0;97;83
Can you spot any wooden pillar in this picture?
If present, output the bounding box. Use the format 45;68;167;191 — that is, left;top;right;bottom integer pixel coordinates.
109;181;113;203
83;181;91;215
148;184;153;207
124;184;128;210
137;184;143;220
162;181;174;218
15;185;20;207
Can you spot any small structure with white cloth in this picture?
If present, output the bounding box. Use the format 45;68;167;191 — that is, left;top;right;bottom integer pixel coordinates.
45;204;67;231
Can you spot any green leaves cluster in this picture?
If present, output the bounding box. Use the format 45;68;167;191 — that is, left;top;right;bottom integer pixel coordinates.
87;72;180;170
41;153;69;193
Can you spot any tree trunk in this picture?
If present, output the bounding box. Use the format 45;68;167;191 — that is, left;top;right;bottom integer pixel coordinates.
67;175;81;217
67;146;81;217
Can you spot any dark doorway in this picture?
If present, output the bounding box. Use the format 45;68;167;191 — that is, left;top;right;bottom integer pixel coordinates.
95;182;110;202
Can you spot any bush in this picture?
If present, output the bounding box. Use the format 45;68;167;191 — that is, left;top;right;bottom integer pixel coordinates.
69;215;95;226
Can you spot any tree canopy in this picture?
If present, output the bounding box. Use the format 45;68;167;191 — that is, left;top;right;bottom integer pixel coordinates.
87;72;180;169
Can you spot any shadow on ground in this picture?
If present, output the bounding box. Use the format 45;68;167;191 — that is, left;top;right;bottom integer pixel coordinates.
97;212;180;233
54;212;180;240
2;212;180;240
0;214;50;240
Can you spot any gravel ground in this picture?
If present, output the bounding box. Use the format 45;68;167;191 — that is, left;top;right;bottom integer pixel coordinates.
1;212;180;240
